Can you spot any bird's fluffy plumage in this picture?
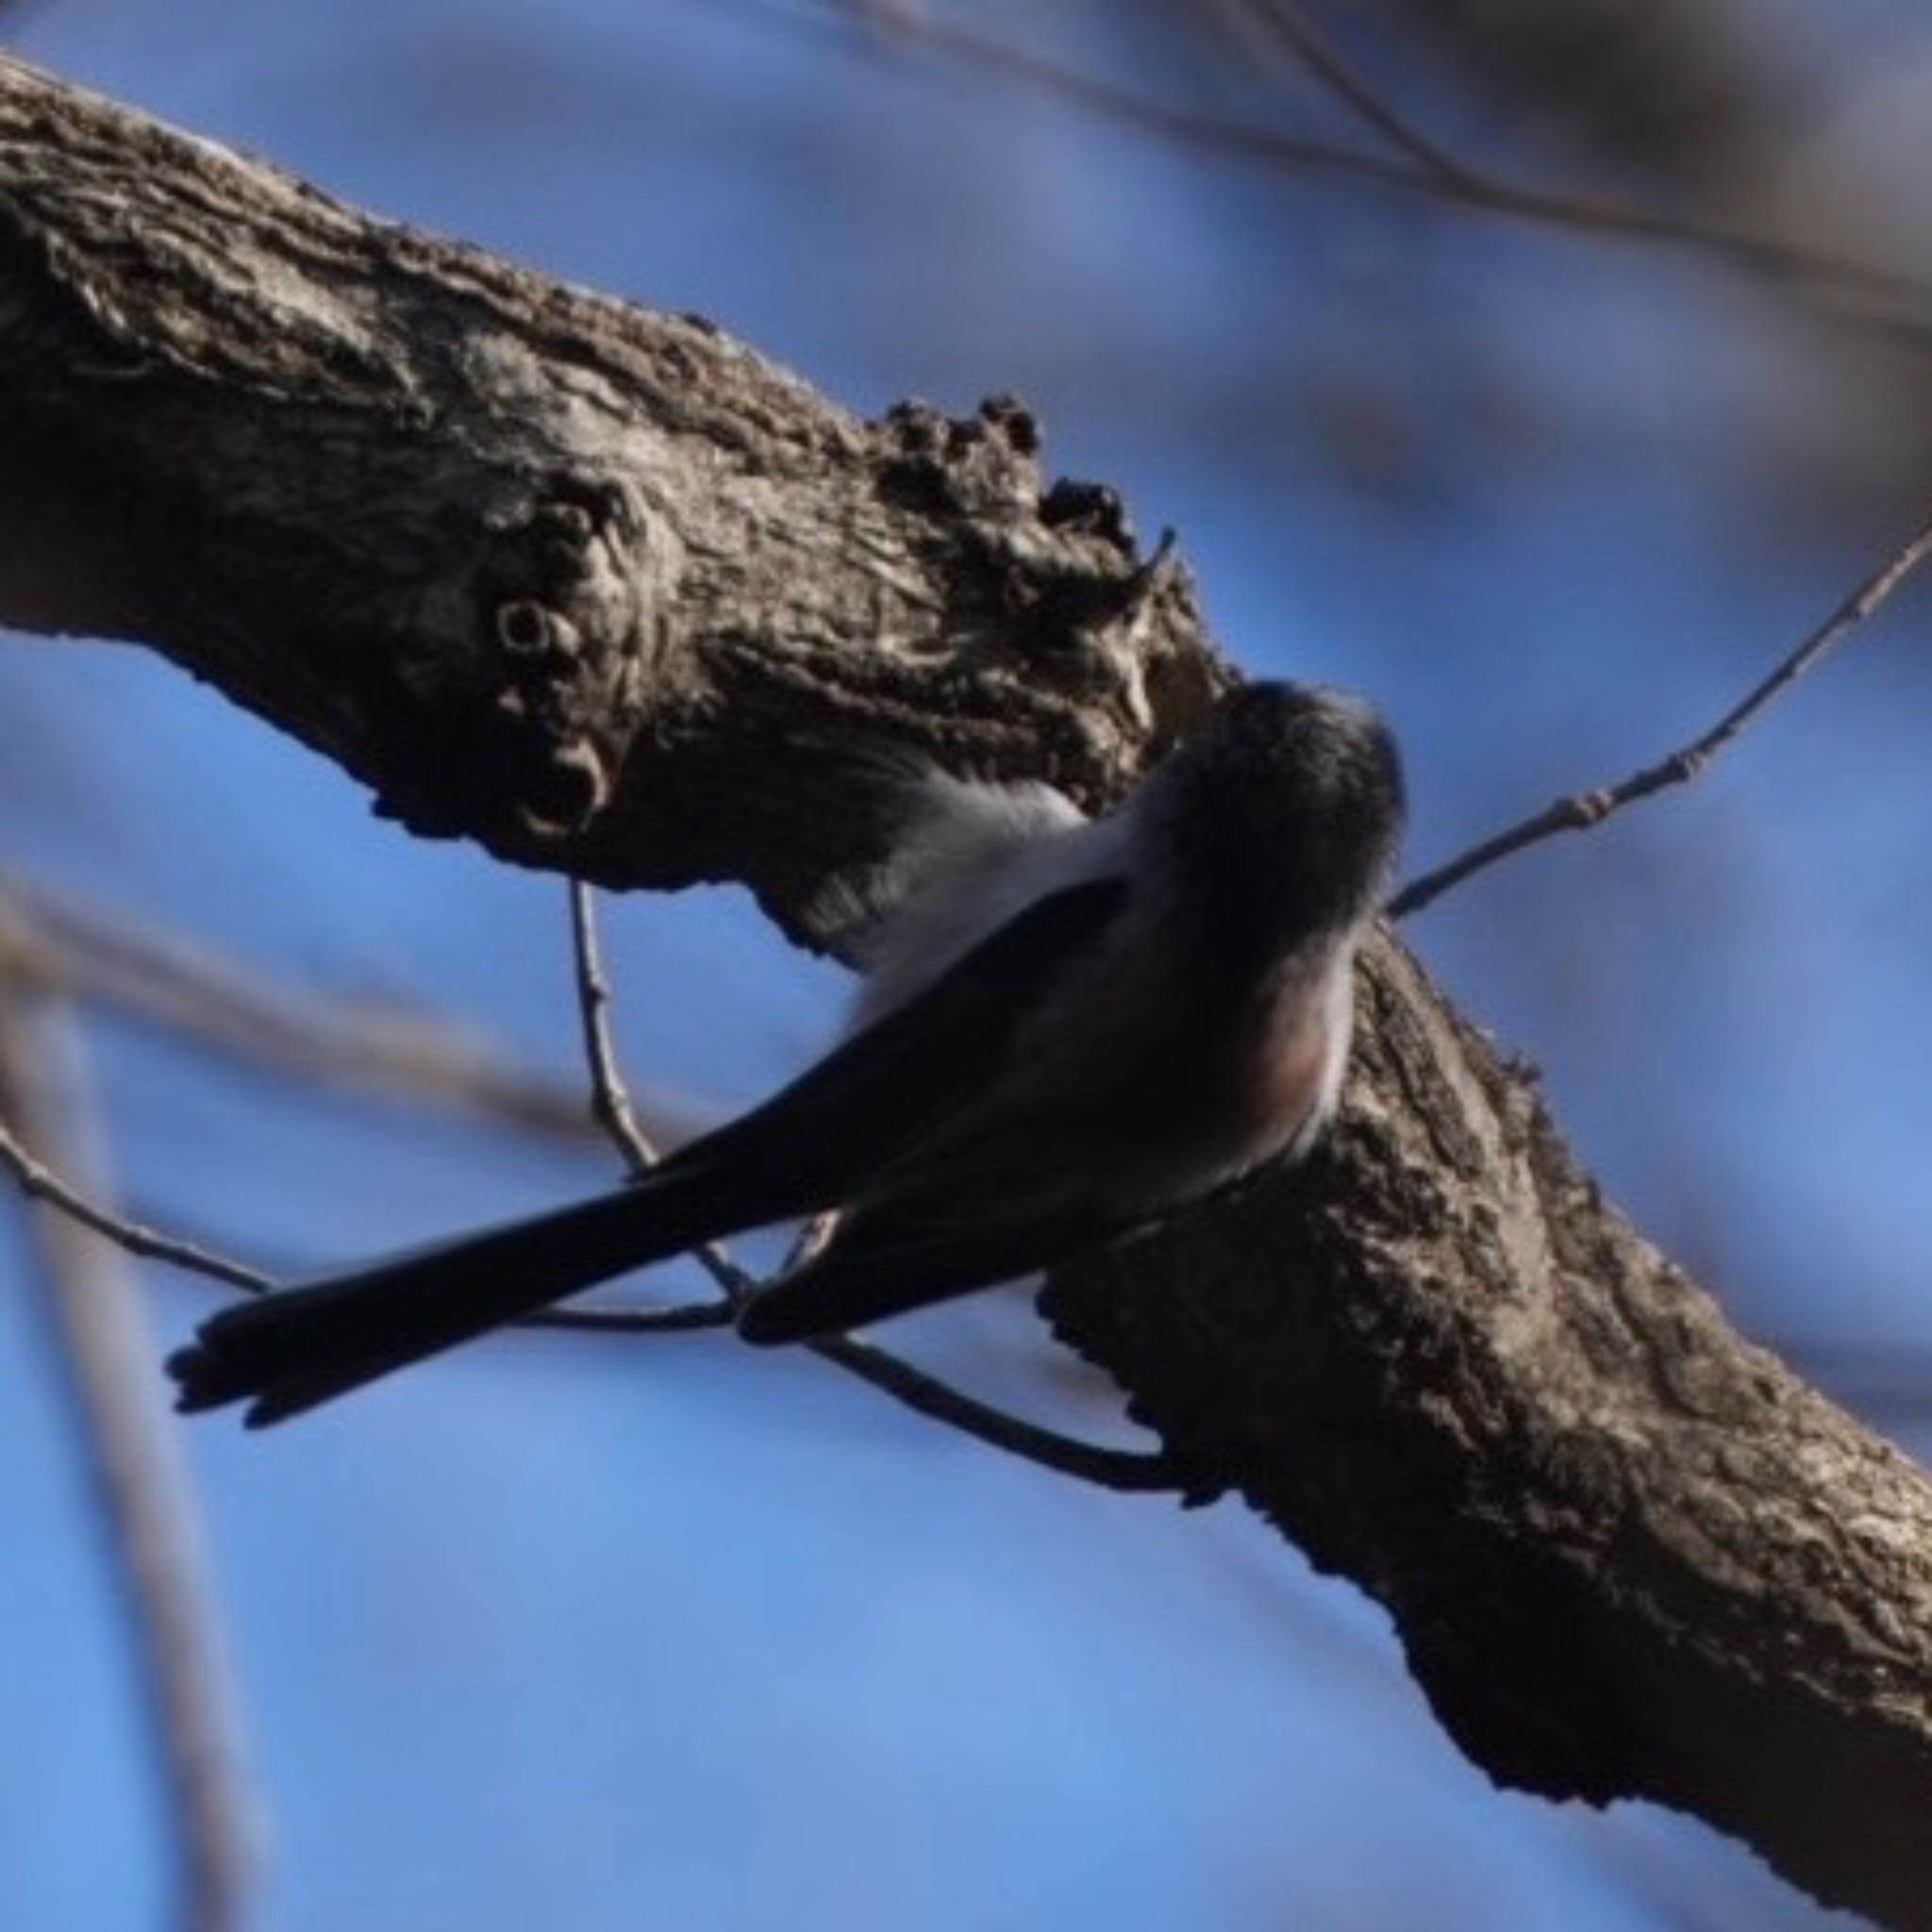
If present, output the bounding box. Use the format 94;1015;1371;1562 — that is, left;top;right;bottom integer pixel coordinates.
168;682;1404;1425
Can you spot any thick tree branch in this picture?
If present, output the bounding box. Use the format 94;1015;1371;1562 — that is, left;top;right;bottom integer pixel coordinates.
0;53;1217;936
3;56;1929;1929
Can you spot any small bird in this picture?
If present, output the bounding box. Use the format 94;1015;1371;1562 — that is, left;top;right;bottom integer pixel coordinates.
168;681;1404;1426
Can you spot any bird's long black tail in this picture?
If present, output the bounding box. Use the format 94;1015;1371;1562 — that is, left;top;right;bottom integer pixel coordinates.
168;1151;770;1427
167;872;1138;1427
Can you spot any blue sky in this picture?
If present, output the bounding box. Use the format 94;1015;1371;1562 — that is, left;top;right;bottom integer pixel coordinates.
3;3;1925;1927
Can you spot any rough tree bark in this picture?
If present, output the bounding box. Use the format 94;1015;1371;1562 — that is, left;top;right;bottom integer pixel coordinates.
2;53;1928;1931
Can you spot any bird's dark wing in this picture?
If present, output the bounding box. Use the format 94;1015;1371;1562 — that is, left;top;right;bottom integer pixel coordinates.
169;873;1131;1424
736;1198;1110;1344
731;1047;1146;1347
665;873;1132;1204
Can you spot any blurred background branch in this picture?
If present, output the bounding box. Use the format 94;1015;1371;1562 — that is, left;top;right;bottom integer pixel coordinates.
831;0;1929;322
0;940;255;1932
0;873;697;1150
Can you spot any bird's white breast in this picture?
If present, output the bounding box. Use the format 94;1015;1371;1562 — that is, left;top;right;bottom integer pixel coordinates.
849;774;1133;1026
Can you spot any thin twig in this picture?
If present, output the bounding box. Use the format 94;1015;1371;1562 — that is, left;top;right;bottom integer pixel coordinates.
4;1096;1181;1490
825;3;1930;325
810;1333;1187;1492
562;882;1187;1491
2;1099;737;1336
0;987;257;1932
566;880;753;1301
0;877;724;1324
522;1298;733;1335
1236;0;1478;185
565;878;662;1176
0;1113;273;1293
1389;506;1932;920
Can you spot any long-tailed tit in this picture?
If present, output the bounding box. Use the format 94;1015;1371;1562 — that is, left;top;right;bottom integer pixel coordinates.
169;682;1404;1426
